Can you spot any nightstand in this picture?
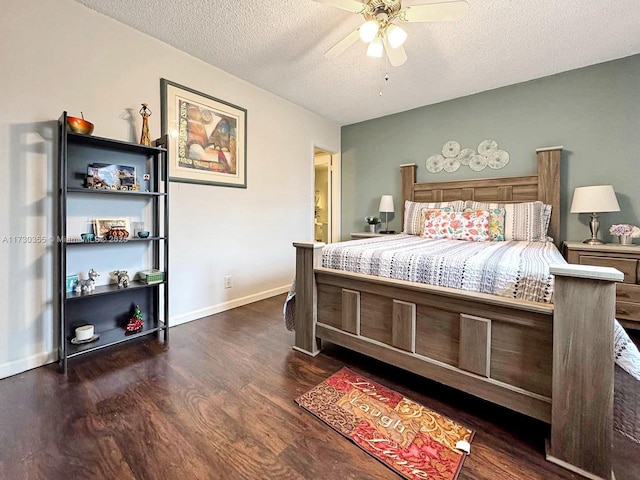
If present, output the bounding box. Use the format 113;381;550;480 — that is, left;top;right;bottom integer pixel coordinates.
563;241;640;330
350;232;399;240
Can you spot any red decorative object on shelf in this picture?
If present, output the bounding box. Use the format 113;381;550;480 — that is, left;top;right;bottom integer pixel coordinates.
125;305;144;333
106;226;129;241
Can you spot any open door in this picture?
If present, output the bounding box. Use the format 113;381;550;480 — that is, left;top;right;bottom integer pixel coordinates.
314;147;340;243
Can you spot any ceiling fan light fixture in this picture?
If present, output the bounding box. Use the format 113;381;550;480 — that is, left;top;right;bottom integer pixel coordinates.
359;19;380;43
315;0;468;68
366;36;384;57
386;24;407;48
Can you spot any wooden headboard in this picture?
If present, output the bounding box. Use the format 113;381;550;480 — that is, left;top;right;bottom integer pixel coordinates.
401;147;562;246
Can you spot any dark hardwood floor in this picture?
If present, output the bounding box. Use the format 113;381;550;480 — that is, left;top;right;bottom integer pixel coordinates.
0;294;638;479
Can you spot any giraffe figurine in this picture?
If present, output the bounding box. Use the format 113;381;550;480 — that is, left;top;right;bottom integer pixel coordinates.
139;103;152;146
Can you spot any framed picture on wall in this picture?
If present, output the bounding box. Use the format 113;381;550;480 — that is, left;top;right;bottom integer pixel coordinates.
160;79;247;188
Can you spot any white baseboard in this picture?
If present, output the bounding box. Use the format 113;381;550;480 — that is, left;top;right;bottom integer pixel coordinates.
169;284;289;326
0;349;58;380
0;285;289;380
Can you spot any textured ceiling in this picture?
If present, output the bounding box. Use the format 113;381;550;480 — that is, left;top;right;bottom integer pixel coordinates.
72;0;640;126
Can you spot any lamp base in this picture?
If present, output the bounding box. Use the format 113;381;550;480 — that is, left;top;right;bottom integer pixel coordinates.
583;238;604;245
380;230;396;234
583;213;603;245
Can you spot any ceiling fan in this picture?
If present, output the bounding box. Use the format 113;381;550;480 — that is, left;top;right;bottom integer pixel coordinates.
315;0;469;66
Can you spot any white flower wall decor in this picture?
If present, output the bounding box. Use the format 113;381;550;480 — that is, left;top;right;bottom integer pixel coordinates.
426;140;510;173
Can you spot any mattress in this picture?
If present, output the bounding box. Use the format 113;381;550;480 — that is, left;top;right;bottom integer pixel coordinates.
321;234;566;304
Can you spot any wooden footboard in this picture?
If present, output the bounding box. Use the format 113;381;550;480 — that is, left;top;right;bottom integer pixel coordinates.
292;241;622;480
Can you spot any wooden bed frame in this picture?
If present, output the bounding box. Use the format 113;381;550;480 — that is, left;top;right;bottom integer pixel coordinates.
293;147;623;480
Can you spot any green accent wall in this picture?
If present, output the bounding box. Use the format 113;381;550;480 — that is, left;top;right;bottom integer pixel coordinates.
341;54;640;244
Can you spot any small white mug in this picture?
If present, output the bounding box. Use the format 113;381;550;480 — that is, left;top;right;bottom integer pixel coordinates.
75;324;94;341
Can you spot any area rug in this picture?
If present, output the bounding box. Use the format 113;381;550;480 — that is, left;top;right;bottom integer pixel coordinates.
296;368;474;480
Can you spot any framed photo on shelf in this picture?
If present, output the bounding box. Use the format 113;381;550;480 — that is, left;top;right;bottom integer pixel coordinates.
94;217;130;239
65;275;79;293
87;163;136;190
160;78;247;188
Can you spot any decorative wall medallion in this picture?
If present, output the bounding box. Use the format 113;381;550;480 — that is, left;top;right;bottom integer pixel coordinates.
442;140;461;158
469;154;488;171
486;149;510;169
443;158;461;172
458;148;475;166
426;140;510;173
477;139;498;155
426;154;445;173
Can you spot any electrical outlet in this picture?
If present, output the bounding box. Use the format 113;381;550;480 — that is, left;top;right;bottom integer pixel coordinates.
224;275;232;289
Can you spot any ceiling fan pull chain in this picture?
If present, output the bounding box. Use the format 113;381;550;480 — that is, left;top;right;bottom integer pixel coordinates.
381;71;390;96
379;56;390;97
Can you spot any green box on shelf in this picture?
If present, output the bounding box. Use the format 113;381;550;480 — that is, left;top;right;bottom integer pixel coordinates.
138;269;164;284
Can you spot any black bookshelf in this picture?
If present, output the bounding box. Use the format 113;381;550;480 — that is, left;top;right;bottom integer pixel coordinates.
55;111;170;373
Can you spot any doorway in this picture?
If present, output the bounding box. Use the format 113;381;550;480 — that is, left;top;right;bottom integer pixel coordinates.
314;147;339;243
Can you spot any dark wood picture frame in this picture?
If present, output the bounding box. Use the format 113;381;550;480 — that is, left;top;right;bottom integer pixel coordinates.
160;79;247;188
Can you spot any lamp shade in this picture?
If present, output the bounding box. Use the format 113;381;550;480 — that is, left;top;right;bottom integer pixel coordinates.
379;194;394;213
359;20;379;43
366;37;384;57
570;185;620;213
386;24;407;49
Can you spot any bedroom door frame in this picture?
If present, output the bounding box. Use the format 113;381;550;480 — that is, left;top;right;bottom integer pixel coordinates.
313;145;340;243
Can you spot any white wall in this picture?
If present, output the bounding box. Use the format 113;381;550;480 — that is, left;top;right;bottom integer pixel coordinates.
0;0;340;378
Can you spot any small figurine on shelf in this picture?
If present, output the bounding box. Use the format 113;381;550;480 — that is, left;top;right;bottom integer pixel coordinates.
113;270;130;288
125;305;144;333
139;103;152;146
75;268;99;293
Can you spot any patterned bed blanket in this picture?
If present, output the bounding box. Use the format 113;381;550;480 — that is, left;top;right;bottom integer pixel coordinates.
285;235;561;329
322;234;562;303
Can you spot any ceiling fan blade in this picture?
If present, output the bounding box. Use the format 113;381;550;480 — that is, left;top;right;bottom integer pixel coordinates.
313;0;366;14
399;1;469;23
325;29;361;58
383;37;407;67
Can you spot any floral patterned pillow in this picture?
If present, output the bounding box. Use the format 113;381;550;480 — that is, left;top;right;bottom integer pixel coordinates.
417;206;455;235
464;207;505;241
420;209;491;242
403;200;465;235
464;201;549;242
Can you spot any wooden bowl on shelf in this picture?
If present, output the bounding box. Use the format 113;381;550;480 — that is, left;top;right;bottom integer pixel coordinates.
67;116;94;135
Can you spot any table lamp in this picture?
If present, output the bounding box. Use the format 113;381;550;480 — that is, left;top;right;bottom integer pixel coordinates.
379;195;395;234
570;185;620;244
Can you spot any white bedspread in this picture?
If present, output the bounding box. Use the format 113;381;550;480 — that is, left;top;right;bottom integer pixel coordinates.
616;321;640;381
322;234;563;303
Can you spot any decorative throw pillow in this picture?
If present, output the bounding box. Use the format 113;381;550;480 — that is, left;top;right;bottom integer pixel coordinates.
464;201;548;242
418;206;455;234
464;207;505;241
420;209;491;242
403;200;465;235
418;208;450;236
